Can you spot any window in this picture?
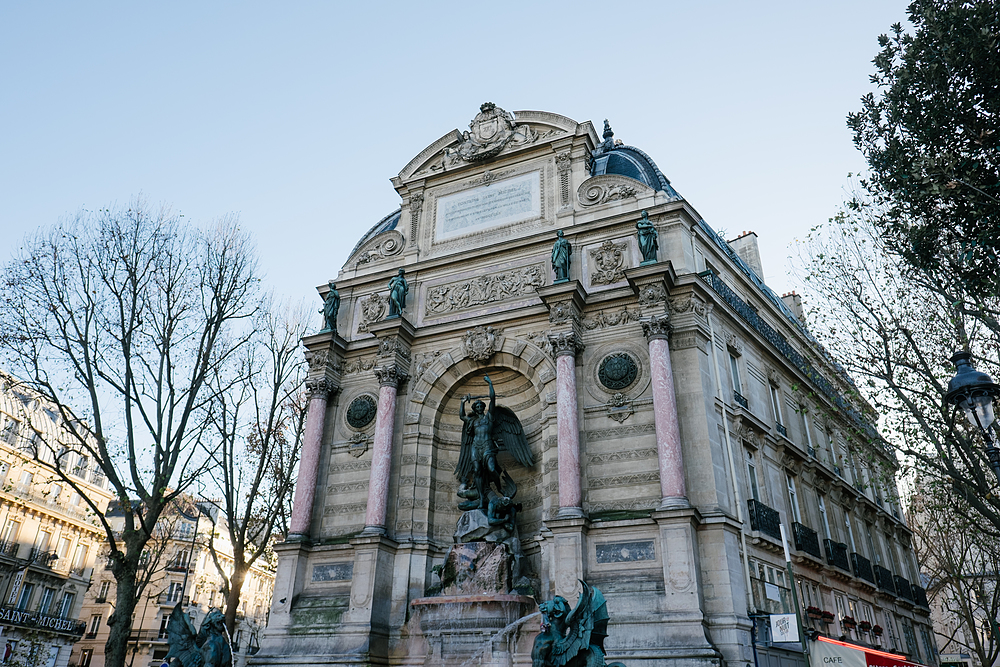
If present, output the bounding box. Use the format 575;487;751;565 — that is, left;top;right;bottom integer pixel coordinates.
34;530;51;552
786;474;801;523
844;513;857;552
799;407;814;451
57;537;71;560
769;384;783;426
16;583;34;610
58;592;75;618
72;544;88;570
746;452;760;502
865;523;881;564
158;616;170;639
3;641;17;664
88;614;101;635
1;415;19;444
883;611;900;651
0;463;8;484
166;582;184;603
79;650;93;667
49;483;61;501
18;471;33;488
818;496;832;540
729;354;742;394
1;519;20;544
98;581;111;601
749;558;791;614
38;588;55;615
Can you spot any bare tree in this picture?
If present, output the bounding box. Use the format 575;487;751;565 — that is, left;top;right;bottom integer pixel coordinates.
200;303;307;635
0;200;262;667
910;479;1000;667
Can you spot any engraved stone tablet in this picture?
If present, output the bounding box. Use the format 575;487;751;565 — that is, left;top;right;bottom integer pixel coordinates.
595;540;655;564
312;562;354;582
435;172;541;241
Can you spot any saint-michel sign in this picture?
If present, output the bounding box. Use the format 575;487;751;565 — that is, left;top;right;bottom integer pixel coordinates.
0;606;86;637
435;171;541;241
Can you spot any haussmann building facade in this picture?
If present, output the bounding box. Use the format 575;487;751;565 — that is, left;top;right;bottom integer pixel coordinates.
253;105;936;667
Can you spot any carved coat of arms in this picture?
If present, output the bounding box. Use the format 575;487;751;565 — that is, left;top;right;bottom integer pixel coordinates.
445;103;544;163
462;326;503;362
590;240;628;285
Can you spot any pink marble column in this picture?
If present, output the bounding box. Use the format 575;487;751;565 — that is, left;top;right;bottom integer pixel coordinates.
363;366;404;534
550;332;584;517
288;380;332;539
642;316;688;508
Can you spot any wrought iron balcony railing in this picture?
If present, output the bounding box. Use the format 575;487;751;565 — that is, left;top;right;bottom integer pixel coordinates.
851;552;875;584
894;575;913;602
776;423;787;437
747;499;782;540
734;392;749;409
824;539;851;572
912;585;929;609
875;565;896;595
793;522;822;559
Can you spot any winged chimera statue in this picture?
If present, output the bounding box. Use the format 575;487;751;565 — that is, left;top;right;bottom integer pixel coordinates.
532;581;626;667
165;603;232;667
456;374;533;511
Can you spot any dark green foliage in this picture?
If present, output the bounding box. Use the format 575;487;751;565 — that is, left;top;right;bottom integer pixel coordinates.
848;0;1000;300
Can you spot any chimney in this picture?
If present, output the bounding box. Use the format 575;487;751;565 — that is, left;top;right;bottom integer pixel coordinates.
781;291;804;322
728;231;764;280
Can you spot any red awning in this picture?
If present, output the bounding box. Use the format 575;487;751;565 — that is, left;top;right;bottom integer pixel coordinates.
812;636;927;667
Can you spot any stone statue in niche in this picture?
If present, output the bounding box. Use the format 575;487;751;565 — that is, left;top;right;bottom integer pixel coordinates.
532;581;626;667
318;281;340;333
551;230;572;283
636;210;658;264
387;268;408;318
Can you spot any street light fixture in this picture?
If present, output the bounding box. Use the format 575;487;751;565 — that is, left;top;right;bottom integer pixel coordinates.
945;351;1000;481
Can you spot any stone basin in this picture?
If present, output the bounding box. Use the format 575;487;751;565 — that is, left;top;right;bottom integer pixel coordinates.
410;594;537;664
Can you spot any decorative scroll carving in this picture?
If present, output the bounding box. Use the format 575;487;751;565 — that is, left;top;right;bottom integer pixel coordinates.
668;296;708;318
358;293;388;332
637;283;667;306
425;264;544;316
354;230;405;266
766;366;781;386
413;350;442;377
408;193;423;247
547;331;584;358
725;331;745;354
577;175;651;207
589;240;629;285
641;315;672;341
373;365;407;388
582;306;643;330
605;393;633;423
462;326;504;362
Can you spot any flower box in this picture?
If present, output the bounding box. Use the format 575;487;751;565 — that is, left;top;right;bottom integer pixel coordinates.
841;616;857;629
872;625;884;637
821;611;836;623
806;606;824;619
859;621;872;632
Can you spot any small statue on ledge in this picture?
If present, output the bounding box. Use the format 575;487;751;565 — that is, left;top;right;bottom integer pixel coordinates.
551;230;572;283
319;281;340;333
636;210;658;264
532;581;626;667
387;268;408;318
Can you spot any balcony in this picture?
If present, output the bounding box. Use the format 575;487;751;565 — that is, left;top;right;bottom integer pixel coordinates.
0;540;20;558
912;585;929;609
776;423;787;437
894;575;914;602
28;548;59;566
793;522;822;559
807;446;816;458
747;499;782;540
85;632;98;639
851;552;876;585
875;565;896;595
734;392;749;409
165;561;193;573
824;539;851;573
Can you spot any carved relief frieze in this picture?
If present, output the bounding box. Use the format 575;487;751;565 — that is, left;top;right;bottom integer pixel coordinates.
412;350;443;377
467;168;516;187
589;240;629;286
425;264;544;316
343;356;378;375
588;448;657;465
587;423;656;441
589;471;660;489
668;296;708;318
354;230;404;267
441;103;555;165
581;305;643;330
462;326;504;362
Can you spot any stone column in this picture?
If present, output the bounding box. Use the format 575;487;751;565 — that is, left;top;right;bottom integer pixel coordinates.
549;331;585;518
288;379;334;538
642;314;688;509
363;366;406;534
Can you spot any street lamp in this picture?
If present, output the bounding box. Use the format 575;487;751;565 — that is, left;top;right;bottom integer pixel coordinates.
945;351;1000;482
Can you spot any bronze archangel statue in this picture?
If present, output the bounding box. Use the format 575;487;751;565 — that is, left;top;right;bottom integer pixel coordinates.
165;603;232;667
532;581;626;667
456;375;533;511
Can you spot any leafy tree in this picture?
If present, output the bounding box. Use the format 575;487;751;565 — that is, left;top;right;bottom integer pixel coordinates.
848;0;1000;302
0;200;262;667
199;304;307;635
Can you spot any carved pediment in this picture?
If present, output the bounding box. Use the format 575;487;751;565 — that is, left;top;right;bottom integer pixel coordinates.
577;175;654;208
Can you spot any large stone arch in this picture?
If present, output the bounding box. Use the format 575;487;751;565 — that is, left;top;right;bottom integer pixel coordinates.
407;336;558;546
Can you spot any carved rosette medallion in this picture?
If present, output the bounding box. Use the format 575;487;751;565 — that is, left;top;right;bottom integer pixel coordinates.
589;240;629;286
598;353;639;391
345;395;378;430
462;326;503;362
547;331;585;358
373;365;407;388
641;315;672;341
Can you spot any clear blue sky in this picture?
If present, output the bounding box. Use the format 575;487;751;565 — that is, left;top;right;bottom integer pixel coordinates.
0;1;909;310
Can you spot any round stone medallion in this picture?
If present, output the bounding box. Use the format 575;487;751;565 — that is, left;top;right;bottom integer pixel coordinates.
598;352;639;391
345;395;377;430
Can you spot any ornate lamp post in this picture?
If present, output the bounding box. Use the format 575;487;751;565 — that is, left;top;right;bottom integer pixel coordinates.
945;351;1000;482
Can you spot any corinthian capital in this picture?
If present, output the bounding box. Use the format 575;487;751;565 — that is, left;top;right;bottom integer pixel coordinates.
305;377;337;399
641;314;672;341
374;365;408;388
547;331;585;358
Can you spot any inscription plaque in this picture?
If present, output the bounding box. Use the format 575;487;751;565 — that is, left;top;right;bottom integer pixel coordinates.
435;172;541;241
312;562;354;582
595;540;655;564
